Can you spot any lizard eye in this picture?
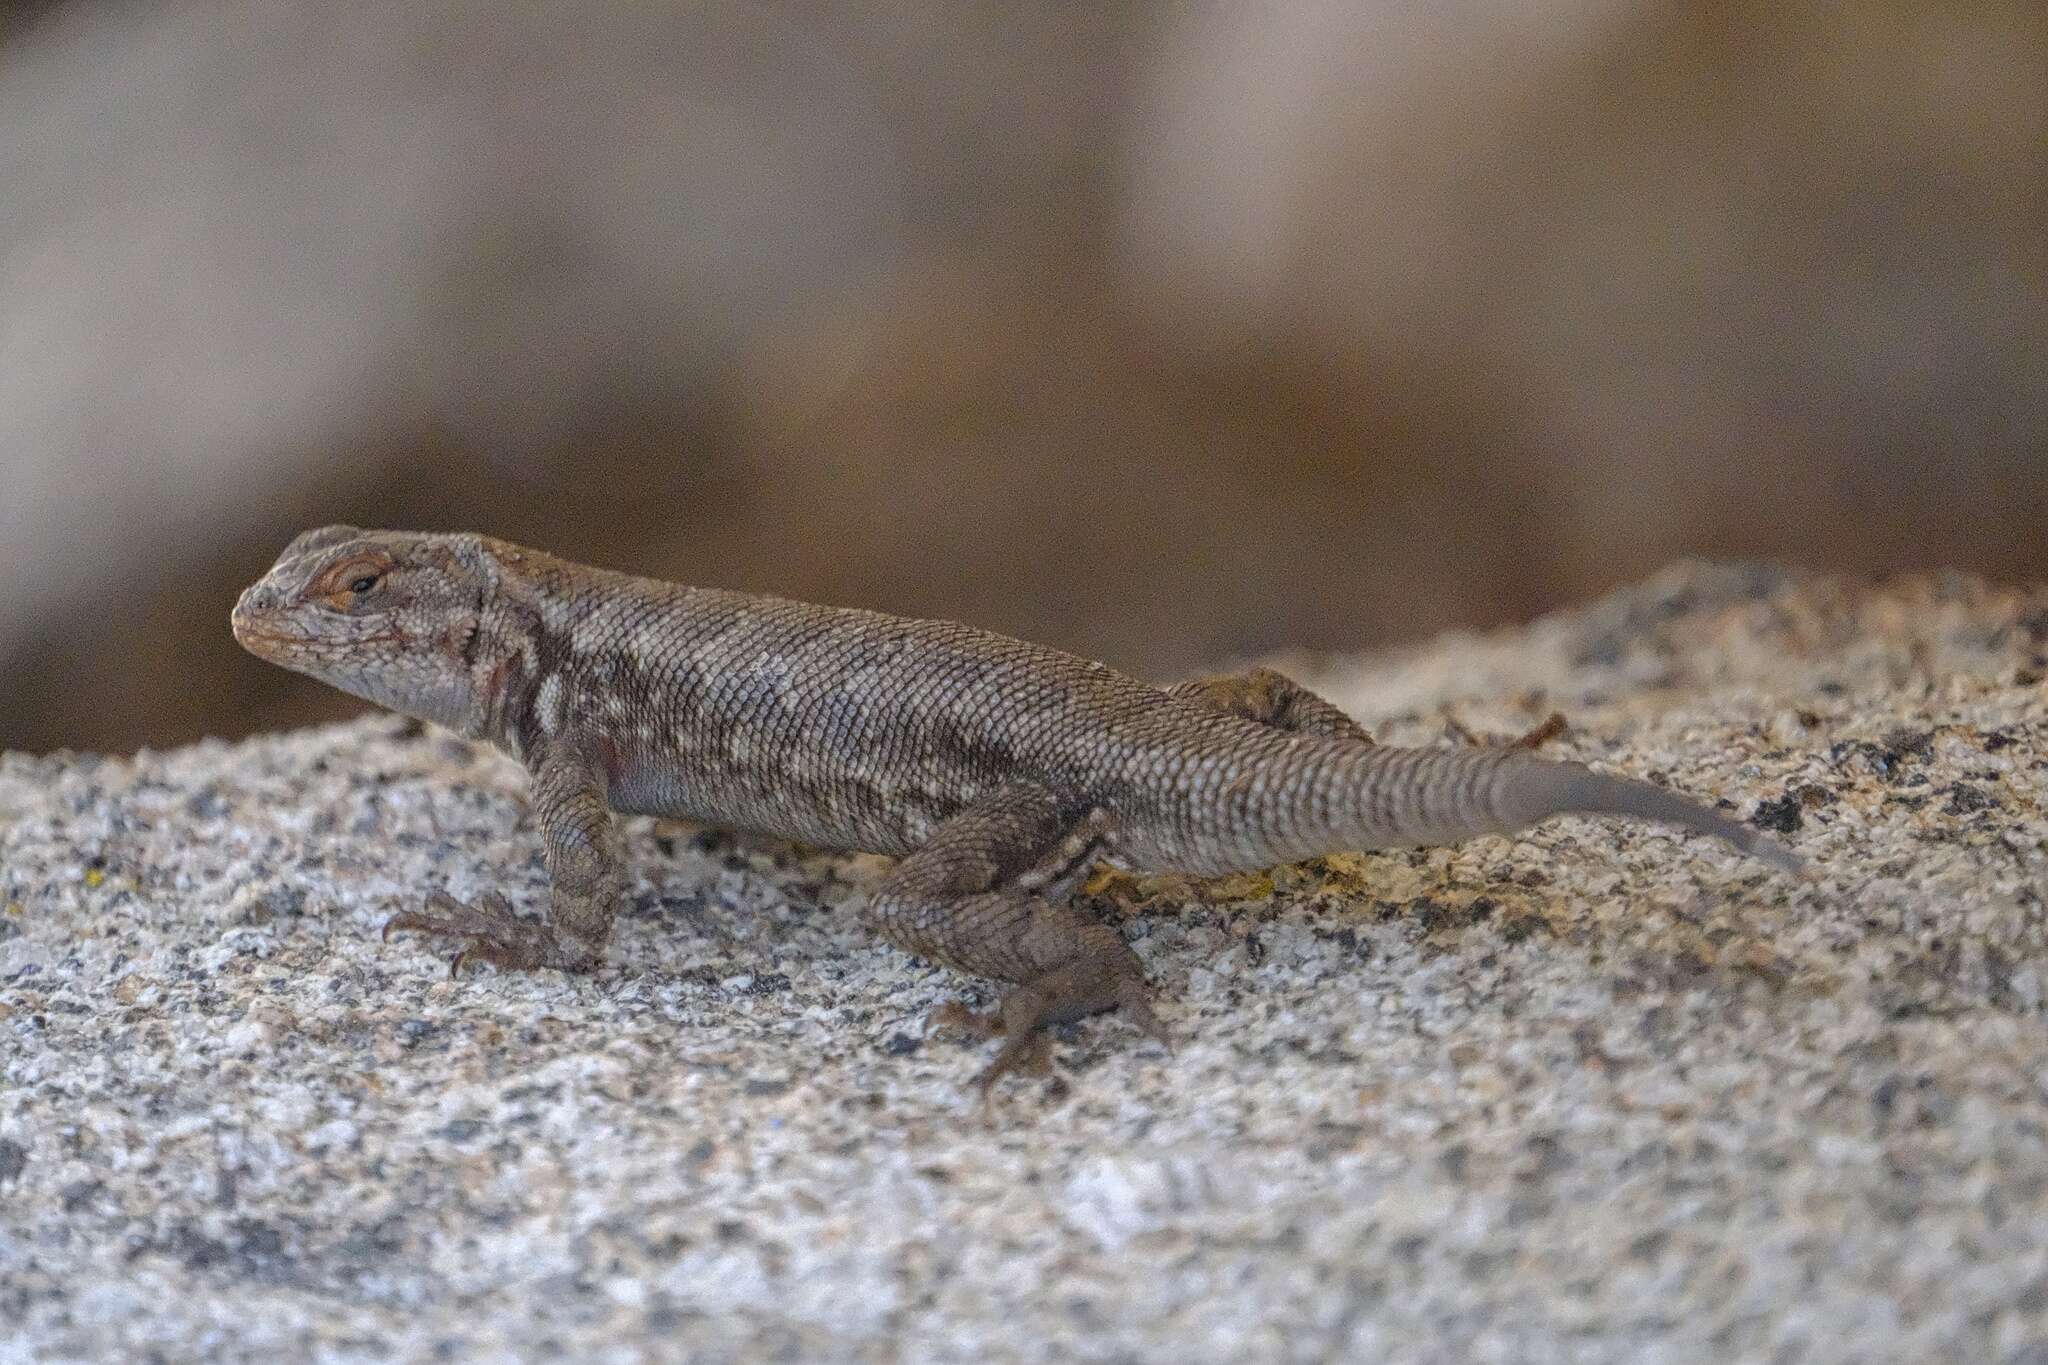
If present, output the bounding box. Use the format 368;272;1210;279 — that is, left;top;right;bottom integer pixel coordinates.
315;554;395;608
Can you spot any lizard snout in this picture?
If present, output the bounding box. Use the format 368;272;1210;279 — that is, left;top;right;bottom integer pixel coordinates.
231;581;288;651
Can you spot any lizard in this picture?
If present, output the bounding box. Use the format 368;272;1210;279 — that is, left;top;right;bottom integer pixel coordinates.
231;526;1806;1091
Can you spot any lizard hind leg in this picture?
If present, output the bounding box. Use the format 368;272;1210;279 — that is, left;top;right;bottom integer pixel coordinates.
1168;666;1375;743
1173;665;1568;754
866;785;1167;1096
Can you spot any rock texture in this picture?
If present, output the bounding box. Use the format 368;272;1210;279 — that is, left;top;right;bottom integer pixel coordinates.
3;561;2046;1362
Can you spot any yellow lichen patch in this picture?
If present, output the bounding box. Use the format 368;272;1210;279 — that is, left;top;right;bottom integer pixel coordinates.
1270;861;1342;895
1302;852;1381;894
1204;869;1277;902
1088;855;1408;915
1082;867;1144;898
1083;865;1283;910
1080;867;1193;909
3;901;22;917
83;867;105;888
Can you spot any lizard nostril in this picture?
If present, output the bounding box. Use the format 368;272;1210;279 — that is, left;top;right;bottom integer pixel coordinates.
231;583;276;642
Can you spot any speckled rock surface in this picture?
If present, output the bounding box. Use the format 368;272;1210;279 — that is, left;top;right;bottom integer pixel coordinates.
4;562;2047;1362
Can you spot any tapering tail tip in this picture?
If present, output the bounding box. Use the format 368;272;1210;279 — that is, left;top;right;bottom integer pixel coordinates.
1544;764;1812;879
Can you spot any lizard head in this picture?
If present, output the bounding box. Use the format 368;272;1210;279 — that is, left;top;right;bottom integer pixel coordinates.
233;525;500;735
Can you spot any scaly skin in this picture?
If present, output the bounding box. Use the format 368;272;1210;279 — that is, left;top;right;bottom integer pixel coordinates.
233;527;1805;1092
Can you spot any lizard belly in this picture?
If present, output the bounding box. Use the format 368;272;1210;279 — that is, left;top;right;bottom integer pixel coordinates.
604;745;989;856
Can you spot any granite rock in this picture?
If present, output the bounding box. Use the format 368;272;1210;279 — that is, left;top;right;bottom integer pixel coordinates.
3;562;2047;1361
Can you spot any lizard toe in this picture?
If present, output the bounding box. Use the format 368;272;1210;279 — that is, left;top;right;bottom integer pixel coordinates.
382;891;598;976
970;1025;1056;1099
927;999;1003;1040
1116;975;1175;1055
383;891;518;942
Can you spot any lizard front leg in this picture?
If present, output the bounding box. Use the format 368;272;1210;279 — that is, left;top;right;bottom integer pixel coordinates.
384;742;618;976
866;785;1167;1095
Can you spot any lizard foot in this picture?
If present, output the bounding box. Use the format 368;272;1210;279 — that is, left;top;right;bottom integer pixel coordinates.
964;966;1174;1098
929;1001;1057;1083
382;891;600;978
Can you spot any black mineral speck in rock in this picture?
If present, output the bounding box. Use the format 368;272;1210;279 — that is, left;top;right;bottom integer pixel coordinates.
1943;784;1997;815
1752;795;1803;833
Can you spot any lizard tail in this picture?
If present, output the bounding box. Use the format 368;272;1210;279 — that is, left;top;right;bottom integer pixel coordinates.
1179;741;1806;877
1495;758;1808;876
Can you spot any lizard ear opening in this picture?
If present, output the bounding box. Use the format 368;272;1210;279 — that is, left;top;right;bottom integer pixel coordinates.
448;614;484;665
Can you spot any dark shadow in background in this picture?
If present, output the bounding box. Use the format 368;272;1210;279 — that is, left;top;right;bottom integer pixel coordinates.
2;0;2042;751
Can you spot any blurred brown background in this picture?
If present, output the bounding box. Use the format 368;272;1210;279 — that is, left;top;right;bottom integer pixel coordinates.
2;0;2042;753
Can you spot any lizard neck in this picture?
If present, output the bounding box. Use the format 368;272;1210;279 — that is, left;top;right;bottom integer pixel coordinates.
378;531;519;742
470;563;584;759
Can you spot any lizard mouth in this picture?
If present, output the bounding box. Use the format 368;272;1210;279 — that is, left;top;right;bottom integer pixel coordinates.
232;620;303;653
234;624;300;645
232;621;399;653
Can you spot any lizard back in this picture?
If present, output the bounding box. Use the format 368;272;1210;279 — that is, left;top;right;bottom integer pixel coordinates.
488;551;1205;853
